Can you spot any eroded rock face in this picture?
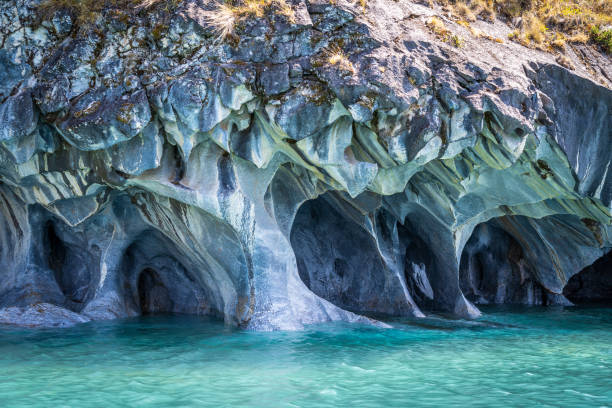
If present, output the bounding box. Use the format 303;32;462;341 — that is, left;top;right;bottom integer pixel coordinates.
564;251;612;305
0;0;610;329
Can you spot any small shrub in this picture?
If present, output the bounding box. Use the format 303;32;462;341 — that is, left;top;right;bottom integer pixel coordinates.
591;25;612;53
450;34;464;47
427;16;451;38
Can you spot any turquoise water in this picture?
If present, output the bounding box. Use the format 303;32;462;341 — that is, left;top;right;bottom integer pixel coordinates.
0;307;611;407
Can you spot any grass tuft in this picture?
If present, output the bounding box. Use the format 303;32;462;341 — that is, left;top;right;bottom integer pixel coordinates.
427;16;464;47
204;4;237;41
325;45;356;74
427;16;451;38
205;0;295;42
453;2;476;21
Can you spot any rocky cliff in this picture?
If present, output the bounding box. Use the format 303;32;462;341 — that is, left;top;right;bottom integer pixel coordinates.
0;0;610;329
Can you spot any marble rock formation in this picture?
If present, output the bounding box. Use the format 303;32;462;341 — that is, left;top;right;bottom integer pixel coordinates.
0;0;610;329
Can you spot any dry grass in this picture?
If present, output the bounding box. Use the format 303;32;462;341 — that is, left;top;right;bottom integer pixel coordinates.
427;17;465;47
524;13;548;44
453;2;477;22
39;0;296;42
204;4;237;41
568;32;589;43
438;0;495;22
471;0;495;21
508;0;612;52
467;23;504;43
556;53;575;69
360;0;367;12
427;16;451;38
205;0;295;42
551;32;567;49
38;0;108;25
38;0;182;26
325;45;356;74
436;0;612;53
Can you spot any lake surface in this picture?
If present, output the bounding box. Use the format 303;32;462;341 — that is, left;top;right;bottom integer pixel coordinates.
0;306;611;407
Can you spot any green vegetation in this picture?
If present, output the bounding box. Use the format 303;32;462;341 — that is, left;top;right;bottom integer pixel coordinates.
591;25;612;53
427;16;465;47
436;0;612;53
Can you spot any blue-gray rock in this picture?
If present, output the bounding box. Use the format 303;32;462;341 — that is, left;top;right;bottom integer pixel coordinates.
0;91;37;143
0;0;610;330
56;87;151;150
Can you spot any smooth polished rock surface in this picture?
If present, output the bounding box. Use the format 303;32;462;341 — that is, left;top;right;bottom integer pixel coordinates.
0;0;610;329
0;303;90;328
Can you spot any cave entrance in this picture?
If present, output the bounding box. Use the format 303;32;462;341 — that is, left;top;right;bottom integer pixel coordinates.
45;220;92;309
137;268;174;314
563;250;612;305
458;221;547;305
46;221;66;279
290;195;370;313
398;222;436;310
122;230;216;318
290;193;422;317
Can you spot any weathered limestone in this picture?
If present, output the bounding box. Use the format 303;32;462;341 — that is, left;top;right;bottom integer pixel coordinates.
0;0;610;329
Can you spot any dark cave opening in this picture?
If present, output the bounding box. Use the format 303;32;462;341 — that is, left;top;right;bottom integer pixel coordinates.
459;222;549;305
217;152;236;194
137;268;174;315
45;221;66;283
121;230;214;317
563;250;612;305
290;193;425;316
291;194;378;313
398;222;436;309
171;145;186;184
45;221;92;308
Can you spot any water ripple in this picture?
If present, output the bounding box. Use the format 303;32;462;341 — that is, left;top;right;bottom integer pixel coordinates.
0;306;611;407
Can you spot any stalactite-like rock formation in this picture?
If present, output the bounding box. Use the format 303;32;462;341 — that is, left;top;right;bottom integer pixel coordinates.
0;0;610;329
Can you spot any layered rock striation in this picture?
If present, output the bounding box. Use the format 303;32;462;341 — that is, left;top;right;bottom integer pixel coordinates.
0;0;610;328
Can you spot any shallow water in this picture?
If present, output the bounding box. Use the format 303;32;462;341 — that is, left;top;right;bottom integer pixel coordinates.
0;306;611;407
